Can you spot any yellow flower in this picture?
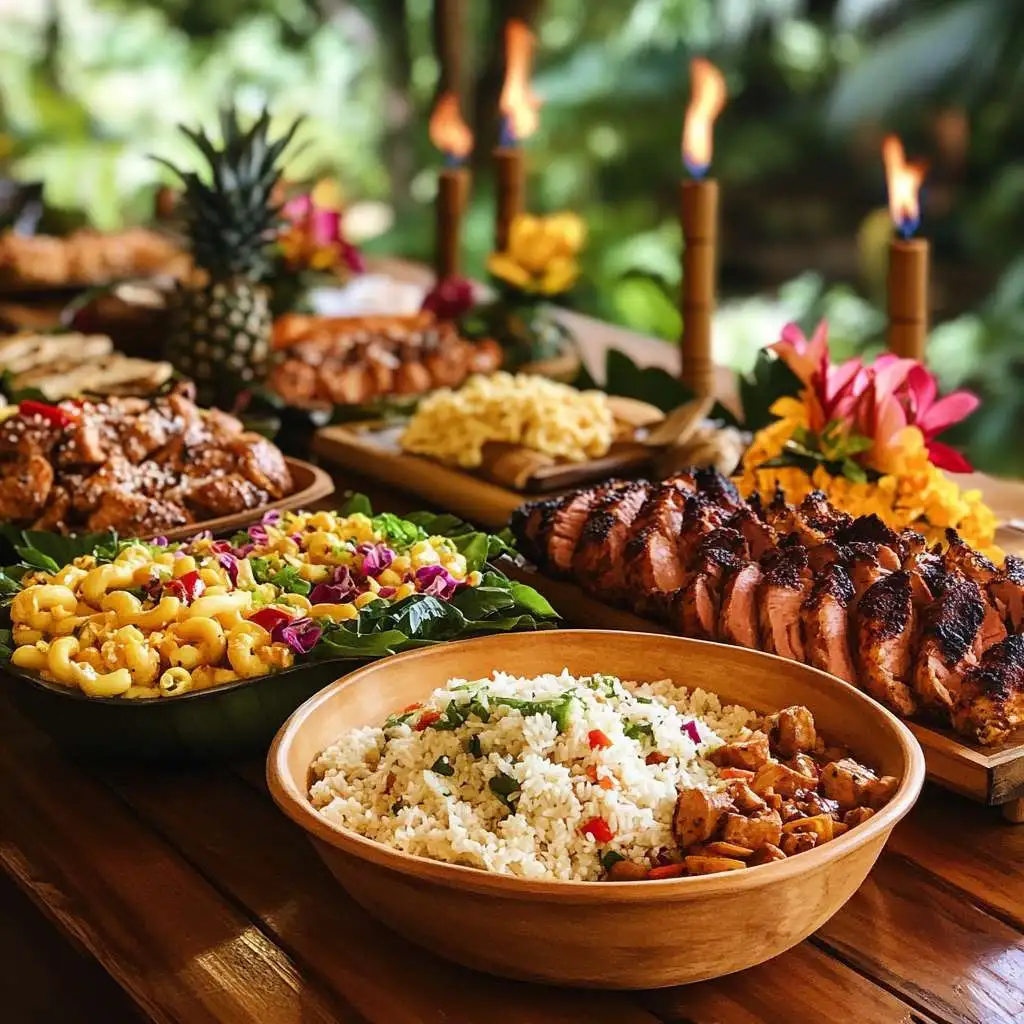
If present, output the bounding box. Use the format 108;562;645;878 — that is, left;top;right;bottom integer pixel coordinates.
487;212;587;296
737;419;1000;556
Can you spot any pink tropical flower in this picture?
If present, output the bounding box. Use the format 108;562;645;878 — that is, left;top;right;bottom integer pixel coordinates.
902;364;980;473
279;193;363;275
770;319;978;473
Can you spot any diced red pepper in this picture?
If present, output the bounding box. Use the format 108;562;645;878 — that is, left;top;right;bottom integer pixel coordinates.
248;606;294;632
19;399;75;428
720;767;755;781
647;863;687;880
401;702;423;714
580;816;615;843
415;709;442;731
165;570;206;603
587;729;612;750
585;765;616;790
645;751;670;765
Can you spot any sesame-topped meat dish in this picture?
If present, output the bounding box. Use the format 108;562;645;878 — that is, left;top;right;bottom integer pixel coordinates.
0;386;293;535
512;479;1024;746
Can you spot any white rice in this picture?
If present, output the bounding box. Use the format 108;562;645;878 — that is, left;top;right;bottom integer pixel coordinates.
309;670;757;882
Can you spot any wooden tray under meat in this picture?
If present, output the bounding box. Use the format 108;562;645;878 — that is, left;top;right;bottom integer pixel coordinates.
313;423;651;529
500;558;1024;822
159;457;335;543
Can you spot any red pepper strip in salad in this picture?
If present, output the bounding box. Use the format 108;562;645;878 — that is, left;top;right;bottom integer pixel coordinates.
587;729;612;750
165;570;206;603
248;606;295;632
580;816;615;843
19;399;76;427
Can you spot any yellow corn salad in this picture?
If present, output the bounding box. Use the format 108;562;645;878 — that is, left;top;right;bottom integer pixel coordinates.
7;508;482;700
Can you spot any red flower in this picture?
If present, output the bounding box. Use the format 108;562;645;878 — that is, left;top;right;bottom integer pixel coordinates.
421;276;474;321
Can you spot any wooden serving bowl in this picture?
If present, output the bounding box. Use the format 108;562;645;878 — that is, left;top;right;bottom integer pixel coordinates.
267;630;925;988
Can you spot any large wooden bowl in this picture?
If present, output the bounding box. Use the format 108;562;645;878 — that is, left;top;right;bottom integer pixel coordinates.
268;630;925;988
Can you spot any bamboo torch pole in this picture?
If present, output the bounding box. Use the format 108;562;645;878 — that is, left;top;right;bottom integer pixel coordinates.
882;134;930;362
429;92;474;281
680;179;719;397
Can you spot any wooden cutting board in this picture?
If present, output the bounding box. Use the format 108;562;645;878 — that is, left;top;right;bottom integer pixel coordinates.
313;423;651;529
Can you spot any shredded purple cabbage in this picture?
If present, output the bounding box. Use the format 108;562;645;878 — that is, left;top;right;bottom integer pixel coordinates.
217;553;240;586
681;720;702;745
309;579;358;605
415;565;459;600
377;585;397;599
331;564;364;590
150;536;168;547
270;616;322;655
209;540;232;555
232;542;254;558
289;532;303;546
247;524;268;546
261;509;282;526
360;543;394;577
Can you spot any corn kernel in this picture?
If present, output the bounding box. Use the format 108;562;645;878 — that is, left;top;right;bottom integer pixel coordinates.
309;602;358;621
354;591;379;609
366;576;381;593
394;582;415;600
173;556;197;577
378;568;401;587
391;556;411;574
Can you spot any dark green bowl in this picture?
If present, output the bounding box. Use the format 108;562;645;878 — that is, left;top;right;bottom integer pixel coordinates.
2;659;365;764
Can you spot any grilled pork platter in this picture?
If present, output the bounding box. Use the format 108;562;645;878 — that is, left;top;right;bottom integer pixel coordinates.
510;470;1024;750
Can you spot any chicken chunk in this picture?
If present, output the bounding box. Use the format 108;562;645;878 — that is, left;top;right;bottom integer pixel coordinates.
720;811;783;850
748;843;787;866
709;732;772;771
765;705;817;758
779;831;818;857
819;758;878;810
672;788;734;848
751;760;817;798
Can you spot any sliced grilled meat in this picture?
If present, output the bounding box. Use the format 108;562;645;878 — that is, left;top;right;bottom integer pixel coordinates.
758;545;812;662
787;490;854;546
693;466;742;511
666;550;735;640
571;480;651;592
622;483;690;594
726;506;778;561
976;596;1009;656
904;549;947;606
913;573;984;712
803;562;857;684
834;513;902;551
677;492;730;566
545;481;624;577
953;634;1024;746
719;562;763;649
943;528;999;586
855;570;917;716
508;496;561;570
846;543;892;613
990;555;1024;632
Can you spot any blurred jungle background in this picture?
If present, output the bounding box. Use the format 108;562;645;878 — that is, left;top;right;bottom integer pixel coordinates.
1;0;1022;472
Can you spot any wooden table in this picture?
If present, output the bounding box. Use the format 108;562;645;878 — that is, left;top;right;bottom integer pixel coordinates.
5;279;1024;1022
3;471;1024;1024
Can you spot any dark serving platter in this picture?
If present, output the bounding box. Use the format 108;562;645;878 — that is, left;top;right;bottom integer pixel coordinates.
3;658;360;764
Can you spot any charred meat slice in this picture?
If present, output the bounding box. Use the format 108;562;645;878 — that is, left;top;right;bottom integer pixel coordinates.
855;570;917;715
846;543;892;612
676;492;730;566
990;555;1024;633
803;562;857;684
622;484;689;594
545;482;623;577
833;513;902;552
788;490;854;546
952;634;1024;746
726;506;778;561
508;496;561;570
758;546;812;663
913;573;984;712
903;549;947;605
666;556;729;640
719;562;763;649
693;466;742;511
572;480;651;591
943;528;999;586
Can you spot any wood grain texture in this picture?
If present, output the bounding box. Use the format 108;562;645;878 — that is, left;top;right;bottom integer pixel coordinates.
0;703;355;1024
268;630;924;988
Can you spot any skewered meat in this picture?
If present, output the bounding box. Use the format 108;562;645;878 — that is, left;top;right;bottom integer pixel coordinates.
0;389;293;535
511;478;1024;745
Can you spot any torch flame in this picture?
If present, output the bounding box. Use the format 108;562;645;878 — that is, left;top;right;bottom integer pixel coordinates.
682;58;727;177
882;134;928;238
499;20;542;143
429;92;474;163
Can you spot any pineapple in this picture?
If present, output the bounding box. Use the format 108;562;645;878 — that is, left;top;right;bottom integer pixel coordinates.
156;107;301;407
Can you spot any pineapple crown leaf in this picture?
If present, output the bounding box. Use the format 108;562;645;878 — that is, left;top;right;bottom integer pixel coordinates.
152;106;305;280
